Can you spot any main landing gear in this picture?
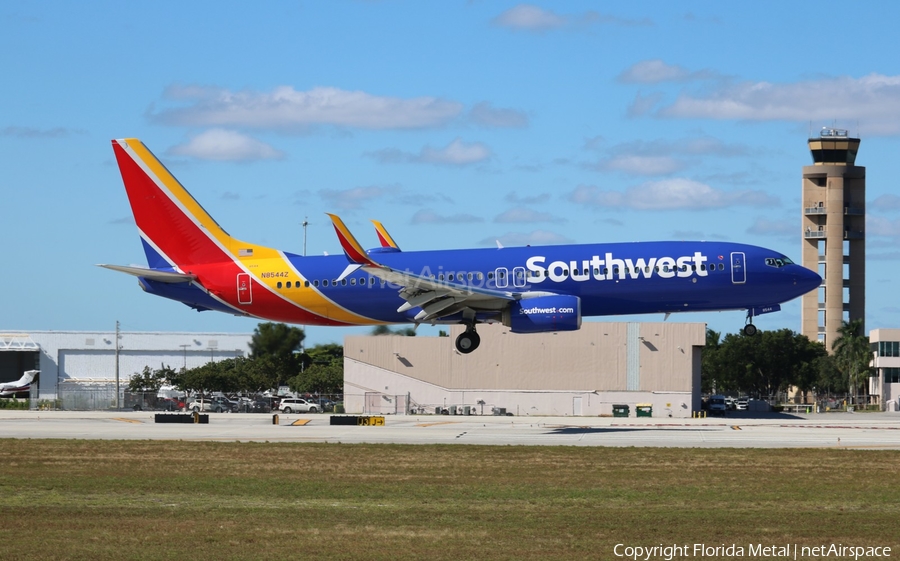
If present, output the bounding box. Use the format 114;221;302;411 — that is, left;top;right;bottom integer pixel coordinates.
743;312;758;337
455;325;481;354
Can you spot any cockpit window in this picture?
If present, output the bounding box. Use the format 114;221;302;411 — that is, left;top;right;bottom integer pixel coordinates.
765;257;794;268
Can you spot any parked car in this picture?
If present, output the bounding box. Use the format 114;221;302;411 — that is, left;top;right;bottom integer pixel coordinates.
708;395;728;416
237;399;272;413
277;397;319;413
160;397;185;411
735;397;749;411
188;396;235;413
308;397;335;412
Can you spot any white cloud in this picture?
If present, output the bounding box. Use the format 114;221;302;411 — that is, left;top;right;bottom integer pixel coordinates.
867;215;900;237
657;73;900;135
369;138;491;166
152;85;463;130
1;126;82;138
478;230;574;246
492;5;650;32
598;155;685;175
568;179;778;210
410;210;484;225
870;194;900;212
588;136;752;176
505;192;551;205
619;60;687;84
746;217;796;237
492;5;567;31
167;129;284;161
494;207;566;224
469;102;528;128
618;60;720;84
318;185;401;211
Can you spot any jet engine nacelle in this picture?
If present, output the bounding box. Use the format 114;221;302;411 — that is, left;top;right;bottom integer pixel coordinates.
503;294;582;334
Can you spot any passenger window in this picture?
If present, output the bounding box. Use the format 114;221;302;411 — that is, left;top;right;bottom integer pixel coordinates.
323;280;329;287
341;279;347;286
277;281;283;289
314;280;319;287
304;281;310;287
350;278;356;285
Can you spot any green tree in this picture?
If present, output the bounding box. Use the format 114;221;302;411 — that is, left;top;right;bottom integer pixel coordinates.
127;365;177;392
287;342;344;395
701;328;722;394
370;325;416;336
813;354;846;396
250;322;306;359
831;319;873;406
705;328;826;400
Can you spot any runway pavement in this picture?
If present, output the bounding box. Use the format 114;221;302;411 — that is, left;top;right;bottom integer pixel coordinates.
3;410;900;448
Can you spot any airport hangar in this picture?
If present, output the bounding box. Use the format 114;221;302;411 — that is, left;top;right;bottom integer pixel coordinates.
344;322;705;418
0;331;252;401
3;322;705;418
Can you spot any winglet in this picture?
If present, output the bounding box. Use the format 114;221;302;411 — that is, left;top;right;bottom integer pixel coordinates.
327;214;379;267
372;220;400;250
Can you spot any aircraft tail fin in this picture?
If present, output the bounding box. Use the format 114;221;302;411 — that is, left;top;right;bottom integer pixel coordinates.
110;138;261;270
326;214;380;267
372;220;401;250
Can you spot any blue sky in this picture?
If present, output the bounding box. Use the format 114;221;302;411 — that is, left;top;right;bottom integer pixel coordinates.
3;1;899;346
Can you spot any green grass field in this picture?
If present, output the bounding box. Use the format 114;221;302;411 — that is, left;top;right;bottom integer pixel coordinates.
1;440;898;560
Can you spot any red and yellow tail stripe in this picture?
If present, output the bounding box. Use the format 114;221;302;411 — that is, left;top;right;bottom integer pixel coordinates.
112;139;382;326
372;220;400;249
327;214;380;267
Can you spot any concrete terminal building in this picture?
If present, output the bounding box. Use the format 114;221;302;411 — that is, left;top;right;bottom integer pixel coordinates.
801;128;865;350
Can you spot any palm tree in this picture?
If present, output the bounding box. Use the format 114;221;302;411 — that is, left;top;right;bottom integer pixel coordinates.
831;319;873;408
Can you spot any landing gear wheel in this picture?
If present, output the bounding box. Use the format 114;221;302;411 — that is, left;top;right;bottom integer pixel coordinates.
742;323;758;336
455;330;481;354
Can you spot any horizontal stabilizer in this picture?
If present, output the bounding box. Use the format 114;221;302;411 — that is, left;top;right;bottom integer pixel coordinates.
98;264;196;283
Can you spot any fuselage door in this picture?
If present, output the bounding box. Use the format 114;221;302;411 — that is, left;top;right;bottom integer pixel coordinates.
730;252;746;284
495;267;509;288
512;267;526;288
237;273;252;304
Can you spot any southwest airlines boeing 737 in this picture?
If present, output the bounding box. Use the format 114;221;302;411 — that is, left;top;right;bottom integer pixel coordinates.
101;138;821;354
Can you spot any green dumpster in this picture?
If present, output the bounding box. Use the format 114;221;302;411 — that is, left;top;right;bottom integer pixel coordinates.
612;404;629;418
636;403;652;418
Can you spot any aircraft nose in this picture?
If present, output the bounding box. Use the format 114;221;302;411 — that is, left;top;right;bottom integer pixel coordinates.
793;266;821;295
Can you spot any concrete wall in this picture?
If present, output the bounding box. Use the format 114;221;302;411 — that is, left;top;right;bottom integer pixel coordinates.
343;322;705;418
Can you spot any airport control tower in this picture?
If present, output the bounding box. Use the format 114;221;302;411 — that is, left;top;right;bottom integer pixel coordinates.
801;128;865;350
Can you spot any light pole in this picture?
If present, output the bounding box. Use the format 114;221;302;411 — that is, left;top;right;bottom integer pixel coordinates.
179;344;190;371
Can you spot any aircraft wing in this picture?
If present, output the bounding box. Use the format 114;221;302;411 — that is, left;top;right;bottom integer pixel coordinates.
328;214;543;323
97;264;197;283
